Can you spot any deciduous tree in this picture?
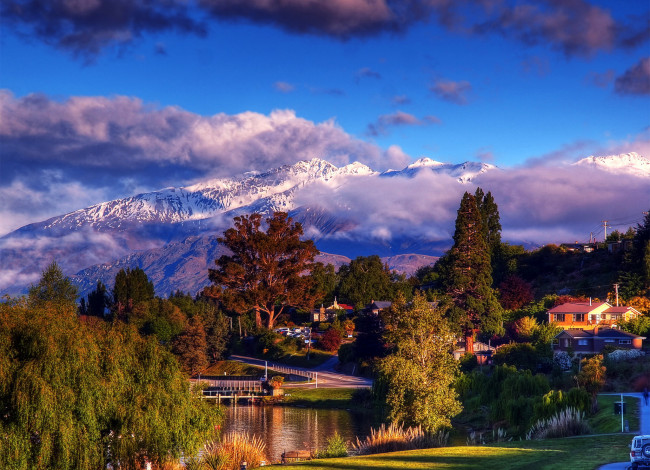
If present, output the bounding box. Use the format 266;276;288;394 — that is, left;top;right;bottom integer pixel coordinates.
377;293;462;432
337;255;395;310
207;212;319;329
577;354;606;413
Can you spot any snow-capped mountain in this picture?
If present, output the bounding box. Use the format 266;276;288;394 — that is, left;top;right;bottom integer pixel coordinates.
381;157;496;182
573;152;650;177
0;156;487;296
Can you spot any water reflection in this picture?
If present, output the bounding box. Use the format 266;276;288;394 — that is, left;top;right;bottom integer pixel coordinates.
222;405;380;462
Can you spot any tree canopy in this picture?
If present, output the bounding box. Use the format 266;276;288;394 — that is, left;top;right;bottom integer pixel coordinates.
377;293;462;432
28;261;77;307
445;191;503;351
206;212;320;329
1;273;219;469
337;255;396;310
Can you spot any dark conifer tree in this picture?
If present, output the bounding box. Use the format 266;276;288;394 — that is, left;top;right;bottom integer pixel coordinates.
446;192;503;353
112;267;155;314
87;280;109;318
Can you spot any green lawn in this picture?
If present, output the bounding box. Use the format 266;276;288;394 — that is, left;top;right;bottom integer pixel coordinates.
277;434;632;469
591;395;639;433
200;360;265;377
282;387;357;409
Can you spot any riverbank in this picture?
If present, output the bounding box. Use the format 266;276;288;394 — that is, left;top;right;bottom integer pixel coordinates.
277;433;633;469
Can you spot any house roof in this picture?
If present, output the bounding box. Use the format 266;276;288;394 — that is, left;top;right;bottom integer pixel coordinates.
371;301;392;309
548;302;609;313
555;328;644;340
604;306;640;314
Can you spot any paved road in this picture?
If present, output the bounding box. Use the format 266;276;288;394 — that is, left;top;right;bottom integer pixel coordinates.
229;354;373;389
598;393;647;470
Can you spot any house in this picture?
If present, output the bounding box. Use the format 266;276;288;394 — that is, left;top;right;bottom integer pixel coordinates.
607;239;634;254
364;301;393;316
453;340;496;364
553;327;645;356
548;301;640;330
311;298;354;322
560;242;596;253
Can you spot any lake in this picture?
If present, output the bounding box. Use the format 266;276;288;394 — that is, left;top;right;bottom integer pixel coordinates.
221;405;381;462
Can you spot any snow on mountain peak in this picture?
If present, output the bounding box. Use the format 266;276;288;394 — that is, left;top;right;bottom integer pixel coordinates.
407;157;445;169
574;152;650;177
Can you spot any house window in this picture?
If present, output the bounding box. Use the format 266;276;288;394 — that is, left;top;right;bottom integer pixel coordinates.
574;313;585;322
619;339;631;345
578;339;588;346
601;314;607;320
555;313;565;322
604;339;615;343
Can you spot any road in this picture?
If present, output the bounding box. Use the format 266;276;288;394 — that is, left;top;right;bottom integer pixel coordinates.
598;393;648;470
229;354;373;389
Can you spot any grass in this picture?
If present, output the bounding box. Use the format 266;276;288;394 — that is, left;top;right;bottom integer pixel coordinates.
590;394;640;433
282;387;356;409
200;361;265;377
269;350;335;368
277;434;633;470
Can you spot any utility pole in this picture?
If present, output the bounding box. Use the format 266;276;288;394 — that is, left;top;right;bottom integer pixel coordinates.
602;220;609;241
614;284;619;307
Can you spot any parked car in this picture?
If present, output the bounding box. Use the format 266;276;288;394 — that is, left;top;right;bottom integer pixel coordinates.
630;435;650;469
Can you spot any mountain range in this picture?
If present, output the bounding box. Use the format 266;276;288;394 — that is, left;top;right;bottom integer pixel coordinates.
1;152;647;298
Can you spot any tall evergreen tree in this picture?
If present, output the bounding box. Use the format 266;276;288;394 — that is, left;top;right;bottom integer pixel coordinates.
112;267;155;314
446;192;503;353
86;280;109;318
28;261;77;307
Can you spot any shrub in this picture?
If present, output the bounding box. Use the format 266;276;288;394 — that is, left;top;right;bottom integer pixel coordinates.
607;349;644;361
526;408;590;440
338;342;356;364
553;351;572;370
202;432;267;470
319;328;342;352
493;343;540;371
352;423;441;456
316;432;348;458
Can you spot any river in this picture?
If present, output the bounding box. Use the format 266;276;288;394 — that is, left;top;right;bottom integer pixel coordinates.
221;405;381;462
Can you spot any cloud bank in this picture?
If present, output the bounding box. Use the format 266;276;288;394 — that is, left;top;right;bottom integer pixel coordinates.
3;1;647;58
0;90;410;235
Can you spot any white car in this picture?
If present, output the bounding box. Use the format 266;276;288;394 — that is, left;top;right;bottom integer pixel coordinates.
630;435;650;469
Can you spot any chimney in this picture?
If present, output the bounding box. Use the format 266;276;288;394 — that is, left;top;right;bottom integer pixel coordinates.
589;297;592;306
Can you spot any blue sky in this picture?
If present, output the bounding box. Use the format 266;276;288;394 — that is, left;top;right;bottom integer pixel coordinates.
0;0;649;235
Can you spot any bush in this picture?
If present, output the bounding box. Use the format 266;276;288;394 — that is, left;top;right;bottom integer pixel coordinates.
202;432;267;470
553;351;572;370
493;343;540;371
319;328;342;352
607;349;644;361
338;342;356;364
459;353;478;372
316;432;348;458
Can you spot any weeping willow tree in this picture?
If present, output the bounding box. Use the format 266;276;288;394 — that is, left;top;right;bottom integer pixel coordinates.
0;267;220;469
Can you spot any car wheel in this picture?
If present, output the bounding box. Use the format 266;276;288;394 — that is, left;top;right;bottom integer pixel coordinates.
643;444;650;459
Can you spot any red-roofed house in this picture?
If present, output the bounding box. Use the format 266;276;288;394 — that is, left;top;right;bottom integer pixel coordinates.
548;301;640;330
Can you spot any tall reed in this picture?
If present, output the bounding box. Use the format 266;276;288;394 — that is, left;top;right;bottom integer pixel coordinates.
352;422;444;456
526;407;591;440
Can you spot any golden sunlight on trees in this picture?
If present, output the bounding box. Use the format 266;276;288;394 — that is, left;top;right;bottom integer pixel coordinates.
0;270;220;469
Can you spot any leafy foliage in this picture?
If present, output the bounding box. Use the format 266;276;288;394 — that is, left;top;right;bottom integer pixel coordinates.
378;293;461;432
319;327;342;352
0;298;220;469
27;261;77;307
337;255;396;310
316;432;348;458
207;212;319;329
445;191;503;343
577;355;606;413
